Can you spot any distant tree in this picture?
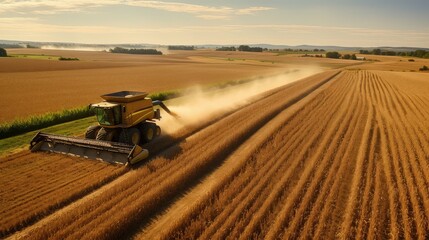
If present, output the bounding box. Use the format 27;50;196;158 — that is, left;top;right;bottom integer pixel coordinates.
110;47;162;55
216;46;236;51
0;44;23;48
381;50;396;56
0;47;7;57
373;49;382;55
342;54;351;59
359;49;428;59
238;45;251;51
419;65;429;71
59;57;79;61
325;51;341;59
351;54;357;60
26;44;39;48
238;45;263;52
168;45;194;50
414;50;426;58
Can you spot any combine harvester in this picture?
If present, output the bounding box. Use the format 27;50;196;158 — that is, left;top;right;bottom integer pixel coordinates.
30;91;177;165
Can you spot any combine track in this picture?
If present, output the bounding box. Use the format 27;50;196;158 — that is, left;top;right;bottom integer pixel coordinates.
4;69;429;239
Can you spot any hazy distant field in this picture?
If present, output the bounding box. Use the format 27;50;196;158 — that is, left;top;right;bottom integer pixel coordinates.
0;49;355;122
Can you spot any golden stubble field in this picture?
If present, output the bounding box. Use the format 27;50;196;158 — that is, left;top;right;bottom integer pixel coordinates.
1;49;429;239
0;48;355;122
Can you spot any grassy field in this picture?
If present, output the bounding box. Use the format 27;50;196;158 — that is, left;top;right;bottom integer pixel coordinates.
0;106;92;139
9;54;61;60
0;117;96;156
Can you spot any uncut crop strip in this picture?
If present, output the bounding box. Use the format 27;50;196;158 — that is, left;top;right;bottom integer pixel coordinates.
142;70;429;239
21;71;340;240
0;153;124;237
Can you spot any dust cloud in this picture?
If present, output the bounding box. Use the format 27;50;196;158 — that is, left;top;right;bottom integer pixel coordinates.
157;67;323;134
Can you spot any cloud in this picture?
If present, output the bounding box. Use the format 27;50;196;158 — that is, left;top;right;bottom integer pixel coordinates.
126;1;233;14
196;15;231;20
2;17;427;40
0;0;273;19
0;0;114;14
237;7;274;15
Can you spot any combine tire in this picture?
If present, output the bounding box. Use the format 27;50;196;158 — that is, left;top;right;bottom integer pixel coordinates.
119;128;141;145
141;123;156;143
96;127;114;141
85;125;101;139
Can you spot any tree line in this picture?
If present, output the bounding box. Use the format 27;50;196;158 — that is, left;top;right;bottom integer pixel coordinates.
168;46;195;50
109;47;162;55
360;49;429;58
325;51;359;60
217;46;326;53
216;45;264;52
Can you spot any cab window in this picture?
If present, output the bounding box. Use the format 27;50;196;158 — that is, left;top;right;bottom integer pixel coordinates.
94;106;121;125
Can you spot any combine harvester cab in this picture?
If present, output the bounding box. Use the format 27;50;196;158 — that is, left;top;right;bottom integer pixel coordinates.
30;91;176;165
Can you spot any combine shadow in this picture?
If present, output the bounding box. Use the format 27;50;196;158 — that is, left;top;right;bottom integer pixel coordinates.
130;133;185;168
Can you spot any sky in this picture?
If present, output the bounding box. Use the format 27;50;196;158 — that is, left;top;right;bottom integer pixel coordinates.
0;0;428;47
